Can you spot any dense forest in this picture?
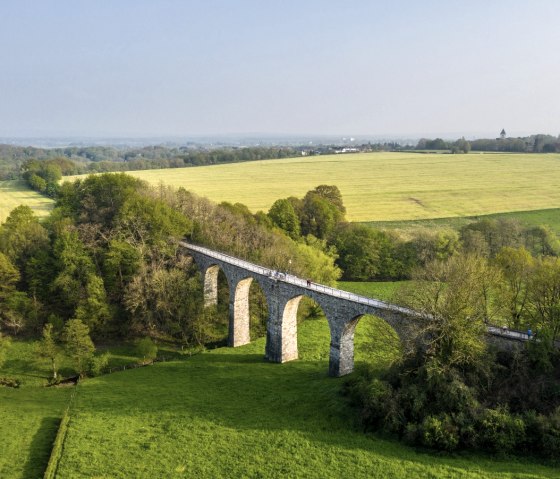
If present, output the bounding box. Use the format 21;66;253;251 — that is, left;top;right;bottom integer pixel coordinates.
0;174;341;345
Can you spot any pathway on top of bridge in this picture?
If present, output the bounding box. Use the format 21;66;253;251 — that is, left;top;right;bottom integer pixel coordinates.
182;242;417;315
180;241;532;343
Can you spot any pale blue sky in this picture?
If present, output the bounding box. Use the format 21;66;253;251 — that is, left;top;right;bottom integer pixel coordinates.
1;1;559;138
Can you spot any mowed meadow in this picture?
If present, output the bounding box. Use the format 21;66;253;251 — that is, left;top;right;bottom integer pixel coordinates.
54;319;557;479
63;152;560;222
0;180;53;222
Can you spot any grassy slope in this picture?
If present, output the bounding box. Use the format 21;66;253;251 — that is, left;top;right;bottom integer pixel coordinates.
64;152;560;222
55;319;557;479
0;341;72;479
0;339;179;479
0;179;53;223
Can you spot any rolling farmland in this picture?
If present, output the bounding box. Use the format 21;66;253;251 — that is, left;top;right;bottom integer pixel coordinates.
0;180;54;223
64;152;560;222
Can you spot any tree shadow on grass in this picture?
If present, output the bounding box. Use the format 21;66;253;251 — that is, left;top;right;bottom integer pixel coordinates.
3;358;46;380
21;416;61;479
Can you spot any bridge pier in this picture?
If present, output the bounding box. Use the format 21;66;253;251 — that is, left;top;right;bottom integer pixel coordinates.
265;289;299;363
328;318;359;377
229;277;252;347
203;265;219;308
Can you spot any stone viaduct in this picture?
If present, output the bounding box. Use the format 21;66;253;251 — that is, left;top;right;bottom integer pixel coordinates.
181;242;533;377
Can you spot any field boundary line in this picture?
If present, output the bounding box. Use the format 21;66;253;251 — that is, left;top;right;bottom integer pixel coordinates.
43;383;79;479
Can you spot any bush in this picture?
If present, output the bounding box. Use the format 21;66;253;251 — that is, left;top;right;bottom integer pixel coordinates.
477;406;525;454
0;376;20;388
87;352;110;377
358;378;394;430
540;407;560;459
47;376;62;387
135;337;158;363
420;414;459;451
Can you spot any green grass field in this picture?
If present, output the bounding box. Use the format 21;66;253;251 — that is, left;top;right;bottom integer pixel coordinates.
0;341;73;479
0;180;54;223
64;152;560;222
49;319;557;478
0;339;185;478
365;208;560;237
338;281;403;301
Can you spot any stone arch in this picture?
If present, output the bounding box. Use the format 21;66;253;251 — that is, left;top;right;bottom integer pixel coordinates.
247;276;270;342
332;313;403;376
277;293;333;364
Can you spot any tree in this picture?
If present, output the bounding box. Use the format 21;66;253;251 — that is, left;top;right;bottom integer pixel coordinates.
397;254;495;371
299;186;346;240
1;292;31;335
525;225;560;257
56;173;145;230
301;193;340;239
409;230;459;265
27;174;47;193
311;185;346;216
0;252;19;296
63;319;95;377
527;257;560;349
73;273;112;333
494;247;533;329
0;205;49;270
0;253;34;335
268;198;301;239
333;223;383;280
38;323;59;379
124;263;195;335
52;228;96;316
103;240;142;299
116;194;192;253
451;138;471;154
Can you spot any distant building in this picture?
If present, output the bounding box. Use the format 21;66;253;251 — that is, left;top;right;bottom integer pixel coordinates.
500;128;506;139
335;147;359;154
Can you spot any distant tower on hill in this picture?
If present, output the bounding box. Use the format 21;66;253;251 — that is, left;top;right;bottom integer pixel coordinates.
500;128;506;139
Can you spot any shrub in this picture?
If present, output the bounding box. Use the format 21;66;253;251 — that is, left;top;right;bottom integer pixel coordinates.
478;407;525;454
0;376;20;388
359;378;394;430
420;414;459;451
540;407;560;459
87;352;110;377
135;337;158;363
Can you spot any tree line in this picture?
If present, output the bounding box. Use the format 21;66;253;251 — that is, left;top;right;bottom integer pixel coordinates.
416;134;560;153
267;187;559;282
0;145;307;180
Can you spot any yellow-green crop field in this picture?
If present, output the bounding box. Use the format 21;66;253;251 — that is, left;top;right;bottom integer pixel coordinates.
0;180;53;223
65;152;560;222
